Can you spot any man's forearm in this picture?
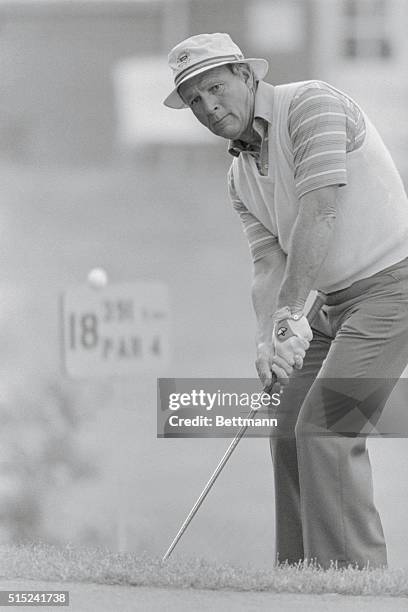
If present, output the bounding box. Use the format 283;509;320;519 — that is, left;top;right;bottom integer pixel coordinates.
277;187;337;311
253;249;311;388
252;251;286;345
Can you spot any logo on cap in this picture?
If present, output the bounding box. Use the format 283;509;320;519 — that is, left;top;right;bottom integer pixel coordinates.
176;51;190;69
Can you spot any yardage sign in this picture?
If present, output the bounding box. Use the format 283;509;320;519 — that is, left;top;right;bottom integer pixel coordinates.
61;282;169;378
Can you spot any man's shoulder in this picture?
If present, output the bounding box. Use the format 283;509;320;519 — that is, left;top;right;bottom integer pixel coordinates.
287;80;361;112
276;79;327;92
285;80;340;102
273;80;335;109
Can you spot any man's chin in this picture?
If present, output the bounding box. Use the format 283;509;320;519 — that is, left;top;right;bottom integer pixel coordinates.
211;125;241;140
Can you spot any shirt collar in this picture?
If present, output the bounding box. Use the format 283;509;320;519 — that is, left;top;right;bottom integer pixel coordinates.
228;81;274;157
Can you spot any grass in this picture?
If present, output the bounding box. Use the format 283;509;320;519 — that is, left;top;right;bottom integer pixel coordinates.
0;543;407;598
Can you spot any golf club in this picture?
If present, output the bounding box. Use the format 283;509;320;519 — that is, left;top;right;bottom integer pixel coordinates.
162;291;326;562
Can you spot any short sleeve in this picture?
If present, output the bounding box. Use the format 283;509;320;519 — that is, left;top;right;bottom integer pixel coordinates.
228;166;280;263
288;83;348;199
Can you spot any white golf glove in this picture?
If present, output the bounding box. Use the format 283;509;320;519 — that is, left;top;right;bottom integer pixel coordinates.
272;307;312;373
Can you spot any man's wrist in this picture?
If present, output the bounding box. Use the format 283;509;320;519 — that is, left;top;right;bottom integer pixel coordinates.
256;337;273;350
273;305;305;322
277;289;306;315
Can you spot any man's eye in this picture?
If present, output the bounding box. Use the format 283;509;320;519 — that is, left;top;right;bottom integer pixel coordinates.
210;84;223;94
190;97;200;107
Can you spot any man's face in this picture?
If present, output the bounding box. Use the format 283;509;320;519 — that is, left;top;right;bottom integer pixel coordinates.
178;65;254;139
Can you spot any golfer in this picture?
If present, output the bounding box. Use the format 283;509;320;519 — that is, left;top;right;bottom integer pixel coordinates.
164;32;408;569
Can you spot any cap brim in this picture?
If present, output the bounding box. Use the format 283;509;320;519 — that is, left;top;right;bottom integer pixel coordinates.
163;58;269;109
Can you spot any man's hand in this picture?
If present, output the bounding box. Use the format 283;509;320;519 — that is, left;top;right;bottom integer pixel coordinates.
256;308;312;391
256;341;294;391
272;307;312;371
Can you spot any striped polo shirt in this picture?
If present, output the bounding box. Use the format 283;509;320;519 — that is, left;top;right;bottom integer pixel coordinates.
228;80;366;263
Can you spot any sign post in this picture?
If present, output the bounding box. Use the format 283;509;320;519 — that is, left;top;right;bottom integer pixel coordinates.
60;275;169;551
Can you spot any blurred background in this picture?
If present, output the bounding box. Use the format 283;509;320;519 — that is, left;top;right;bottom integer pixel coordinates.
0;0;407;568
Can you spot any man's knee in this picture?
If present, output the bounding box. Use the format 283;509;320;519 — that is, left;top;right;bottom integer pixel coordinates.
294;402;329;443
270;434;299;471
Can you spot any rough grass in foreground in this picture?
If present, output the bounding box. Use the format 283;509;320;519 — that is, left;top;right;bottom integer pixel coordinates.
0;543;407;598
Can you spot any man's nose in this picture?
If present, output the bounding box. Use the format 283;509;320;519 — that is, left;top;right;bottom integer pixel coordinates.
202;93;219;115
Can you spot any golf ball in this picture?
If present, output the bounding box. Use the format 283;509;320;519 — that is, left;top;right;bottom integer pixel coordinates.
87;267;108;289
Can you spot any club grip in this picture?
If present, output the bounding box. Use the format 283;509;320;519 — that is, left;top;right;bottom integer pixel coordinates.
267;292;326;392
306;291;326;324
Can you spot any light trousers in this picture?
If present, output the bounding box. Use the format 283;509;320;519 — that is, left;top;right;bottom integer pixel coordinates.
270;256;408;568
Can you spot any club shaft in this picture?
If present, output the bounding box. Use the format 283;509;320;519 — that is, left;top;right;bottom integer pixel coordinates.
162;291;325;562
162;407;256;562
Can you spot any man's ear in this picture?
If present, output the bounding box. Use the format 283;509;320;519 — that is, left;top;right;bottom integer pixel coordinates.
231;63;255;89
